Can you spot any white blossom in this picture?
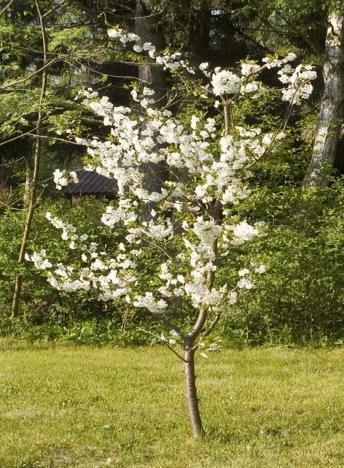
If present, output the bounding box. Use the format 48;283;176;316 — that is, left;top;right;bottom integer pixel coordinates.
25;250;52;270
255;264;267;274
241;62;261;77
133;292;167;314
237;277;255;289
230;220;259;245
211;69;241;96
278;64;317;105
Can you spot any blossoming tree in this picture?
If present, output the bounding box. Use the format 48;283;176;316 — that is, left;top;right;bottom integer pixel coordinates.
27;28;316;438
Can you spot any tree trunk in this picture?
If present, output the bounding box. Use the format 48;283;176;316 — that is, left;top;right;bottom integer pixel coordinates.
189;0;210;64
23;167;32;208
135;0;166;99
11;0;47;318
184;338;204;438
135;0;168;216
182;233;218;438
303;10;344;187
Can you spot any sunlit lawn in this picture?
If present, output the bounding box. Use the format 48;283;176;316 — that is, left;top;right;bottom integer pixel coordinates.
0;340;343;467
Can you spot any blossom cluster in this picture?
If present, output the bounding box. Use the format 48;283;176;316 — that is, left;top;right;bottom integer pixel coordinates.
28;212;137;299
278;64;317;105
33;90;269;310
205;53;315;103
108;26;156;58
104;27;317;110
211;69;242;96
53;169;78;190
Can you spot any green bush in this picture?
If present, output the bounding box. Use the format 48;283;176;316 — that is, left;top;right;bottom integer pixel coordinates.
219;182;344;345
1;182;343;347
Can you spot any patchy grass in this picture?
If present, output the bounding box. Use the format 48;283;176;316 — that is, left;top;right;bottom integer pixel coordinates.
0;340;343;467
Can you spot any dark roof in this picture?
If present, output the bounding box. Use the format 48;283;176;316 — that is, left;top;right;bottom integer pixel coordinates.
63;170;117;195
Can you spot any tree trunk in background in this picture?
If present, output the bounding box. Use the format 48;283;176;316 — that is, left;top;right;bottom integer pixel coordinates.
23;167;32;208
188;0;210;63
303;10;344;187
11;0;48;318
135;0;166;99
135;0;168;214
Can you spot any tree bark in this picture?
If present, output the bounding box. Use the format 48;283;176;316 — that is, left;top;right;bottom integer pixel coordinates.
188;0;210;63
135;0;166;99
182;228;219;438
11;0;48;318
135;0;168;216
303;10;344;187
184;338;204;439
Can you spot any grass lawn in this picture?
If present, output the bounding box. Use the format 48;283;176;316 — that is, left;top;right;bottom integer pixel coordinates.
0;340;343;467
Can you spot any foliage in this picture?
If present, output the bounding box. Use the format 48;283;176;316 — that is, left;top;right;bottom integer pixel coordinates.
220;189;344;345
0;199;120;316
1;177;343;347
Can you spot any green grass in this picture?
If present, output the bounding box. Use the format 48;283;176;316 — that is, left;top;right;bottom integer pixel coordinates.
0;340;343;467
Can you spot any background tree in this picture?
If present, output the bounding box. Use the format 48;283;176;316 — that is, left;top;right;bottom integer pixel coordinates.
304;7;344;186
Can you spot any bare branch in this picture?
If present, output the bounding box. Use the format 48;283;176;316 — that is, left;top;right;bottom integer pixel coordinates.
0;0;15;17
72;58;151;85
11;0;49;318
0;58;60;91
0;156;25;166
0;127;40;147
26;132;82;146
137;328;187;362
42;0;66;18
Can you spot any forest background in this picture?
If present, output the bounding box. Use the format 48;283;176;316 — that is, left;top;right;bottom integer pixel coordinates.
0;0;343;347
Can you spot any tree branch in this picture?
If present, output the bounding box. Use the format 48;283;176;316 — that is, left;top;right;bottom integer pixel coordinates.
137;327;187;362
0;58;60;91
0;126;39;147
0;0;15;17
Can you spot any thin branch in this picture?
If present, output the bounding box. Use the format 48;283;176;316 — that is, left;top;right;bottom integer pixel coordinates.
32;183;48;209
11;0;49;318
186;249;217;342
0;156;25;166
194;312;222;347
144;309;184;337
163;342;188;362
73;0;135;18
137;327;187;362
72;58;151;85
0;58;60;91
232;23;274;54
136;233;173;260
0;0;15;17
159;315;184;337
3;45;62;57
26;132;82;146
0;126;39;147
0;198;23;210
247;83;302;169
42;0;66;18
274;10;320;55
113;11;162;20
195;286;239;350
